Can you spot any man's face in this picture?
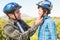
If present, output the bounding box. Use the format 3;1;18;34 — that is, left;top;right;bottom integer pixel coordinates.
38;7;44;17
8;9;21;20
14;9;21;20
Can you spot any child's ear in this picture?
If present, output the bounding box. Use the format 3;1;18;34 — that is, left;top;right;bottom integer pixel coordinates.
46;11;48;14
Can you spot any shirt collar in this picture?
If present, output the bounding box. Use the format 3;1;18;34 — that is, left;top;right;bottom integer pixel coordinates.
43;16;50;20
9;19;17;23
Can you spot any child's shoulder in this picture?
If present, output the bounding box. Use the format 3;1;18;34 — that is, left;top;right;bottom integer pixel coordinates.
45;18;55;24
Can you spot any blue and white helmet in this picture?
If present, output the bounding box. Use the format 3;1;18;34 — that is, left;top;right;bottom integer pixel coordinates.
3;2;22;14
36;0;53;10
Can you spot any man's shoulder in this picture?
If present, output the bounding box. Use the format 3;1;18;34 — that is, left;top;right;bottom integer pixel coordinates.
4;19;14;28
6;20;14;26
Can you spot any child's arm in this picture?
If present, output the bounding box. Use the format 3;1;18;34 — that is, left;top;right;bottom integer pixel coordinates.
48;21;57;40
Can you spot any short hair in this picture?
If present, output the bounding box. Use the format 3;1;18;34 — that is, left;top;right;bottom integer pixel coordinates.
38;5;50;14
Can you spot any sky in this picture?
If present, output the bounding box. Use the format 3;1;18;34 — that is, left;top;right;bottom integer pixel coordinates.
0;0;60;17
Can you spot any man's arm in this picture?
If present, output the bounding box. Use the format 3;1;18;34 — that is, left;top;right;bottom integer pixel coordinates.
25;17;43;37
4;24;24;40
4;17;43;40
4;23;37;40
27;24;38;37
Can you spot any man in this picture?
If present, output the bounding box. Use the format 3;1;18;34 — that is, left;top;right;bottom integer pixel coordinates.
3;2;43;40
36;0;57;40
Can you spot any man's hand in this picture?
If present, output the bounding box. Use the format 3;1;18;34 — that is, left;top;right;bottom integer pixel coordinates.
35;17;43;26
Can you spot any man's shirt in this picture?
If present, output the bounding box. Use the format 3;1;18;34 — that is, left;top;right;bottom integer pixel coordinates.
4;19;38;40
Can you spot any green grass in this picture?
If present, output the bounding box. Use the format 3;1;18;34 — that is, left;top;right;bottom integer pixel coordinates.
0;17;60;40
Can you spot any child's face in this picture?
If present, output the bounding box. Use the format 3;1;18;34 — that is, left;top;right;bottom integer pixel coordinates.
38;7;48;17
38;7;44;17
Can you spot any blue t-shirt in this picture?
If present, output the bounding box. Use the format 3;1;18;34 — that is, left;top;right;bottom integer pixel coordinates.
38;16;57;40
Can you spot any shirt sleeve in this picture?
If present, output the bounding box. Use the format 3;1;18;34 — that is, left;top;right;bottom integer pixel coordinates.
48;21;57;40
4;23;38;40
4;24;24;40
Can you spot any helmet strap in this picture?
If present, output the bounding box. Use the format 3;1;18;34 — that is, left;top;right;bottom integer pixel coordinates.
13;13;18;20
7;13;18;20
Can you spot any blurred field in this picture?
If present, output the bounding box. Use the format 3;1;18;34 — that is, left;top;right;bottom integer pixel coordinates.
0;17;60;40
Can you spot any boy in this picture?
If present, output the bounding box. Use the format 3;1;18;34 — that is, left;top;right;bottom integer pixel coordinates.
36;0;57;40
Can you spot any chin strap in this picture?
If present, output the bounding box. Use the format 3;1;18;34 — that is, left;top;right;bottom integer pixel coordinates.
7;13;18;20
13;13;18;20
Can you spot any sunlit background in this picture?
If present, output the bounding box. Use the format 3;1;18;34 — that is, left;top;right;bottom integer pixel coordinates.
0;0;60;40
0;0;60;18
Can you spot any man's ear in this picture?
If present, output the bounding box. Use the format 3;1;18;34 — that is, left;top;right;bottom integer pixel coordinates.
8;13;13;17
8;13;11;16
